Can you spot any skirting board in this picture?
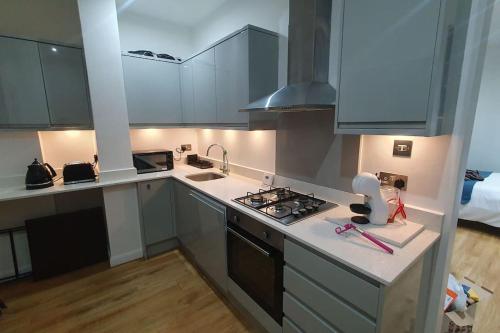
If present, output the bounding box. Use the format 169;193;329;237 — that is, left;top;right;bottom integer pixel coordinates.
109;248;143;267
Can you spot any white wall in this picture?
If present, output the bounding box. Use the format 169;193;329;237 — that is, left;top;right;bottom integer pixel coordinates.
191;0;289;51
79;0;135;181
197;129;276;173
117;12;194;59
130;128;198;154
0;0;82;46
359;135;451;212
78;0;142;266
38;131;97;170
467;1;500;171
0;132;43;187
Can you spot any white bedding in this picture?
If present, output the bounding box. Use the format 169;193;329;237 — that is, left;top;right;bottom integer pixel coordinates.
459;173;500;227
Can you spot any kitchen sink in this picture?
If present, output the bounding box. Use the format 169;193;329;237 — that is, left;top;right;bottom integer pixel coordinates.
185;172;226;182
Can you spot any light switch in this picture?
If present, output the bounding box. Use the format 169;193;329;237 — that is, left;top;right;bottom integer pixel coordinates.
393;140;412;157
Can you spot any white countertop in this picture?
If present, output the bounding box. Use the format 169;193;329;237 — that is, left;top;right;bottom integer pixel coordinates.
0;165;440;286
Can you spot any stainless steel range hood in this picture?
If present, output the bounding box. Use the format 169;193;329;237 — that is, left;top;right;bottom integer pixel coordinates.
241;0;335;113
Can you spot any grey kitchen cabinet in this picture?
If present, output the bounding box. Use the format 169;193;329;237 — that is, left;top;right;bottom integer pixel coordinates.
283;239;425;333
173;180;197;251
0;37;50;127
120;25;279;129
214;26;279;128
180;59;195;123
214;29;249;124
38;43;92;127
138;179;176;257
178;25;278;129
191;49;217;124
174;181;227;292
122;55;182;125
335;0;472;135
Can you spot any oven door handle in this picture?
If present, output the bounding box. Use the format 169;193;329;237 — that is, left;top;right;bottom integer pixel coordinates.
227;227;271;257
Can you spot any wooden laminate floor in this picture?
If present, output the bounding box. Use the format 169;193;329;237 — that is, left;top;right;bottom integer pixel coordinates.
449;224;500;333
0;250;259;333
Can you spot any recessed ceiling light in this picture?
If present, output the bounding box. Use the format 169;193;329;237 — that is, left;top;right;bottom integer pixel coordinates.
51;47;57;52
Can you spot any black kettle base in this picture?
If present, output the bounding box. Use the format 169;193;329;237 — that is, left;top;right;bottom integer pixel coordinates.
26;182;54;190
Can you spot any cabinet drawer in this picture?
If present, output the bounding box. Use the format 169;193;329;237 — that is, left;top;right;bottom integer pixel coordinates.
283;292;338;333
284;239;379;316
285;266;376;333
283;317;303;333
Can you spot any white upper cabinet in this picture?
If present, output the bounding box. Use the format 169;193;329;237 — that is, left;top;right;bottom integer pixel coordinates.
122;55;182;125
123;25;279;129
0;36;93;129
335;0;472;136
0;37;50;127
191;48;217;124
214;27;279;127
180;59;195;123
215;30;250;124
38;43;92;127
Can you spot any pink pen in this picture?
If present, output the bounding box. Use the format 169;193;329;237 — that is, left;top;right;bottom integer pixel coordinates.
335;223;394;255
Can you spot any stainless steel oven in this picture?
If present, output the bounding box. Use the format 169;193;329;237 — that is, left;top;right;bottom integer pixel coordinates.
226;207;284;325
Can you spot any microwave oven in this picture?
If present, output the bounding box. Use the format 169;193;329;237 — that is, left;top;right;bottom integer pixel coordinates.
132;150;174;174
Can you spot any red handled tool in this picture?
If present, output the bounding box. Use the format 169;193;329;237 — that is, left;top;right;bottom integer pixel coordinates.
335;223;394;255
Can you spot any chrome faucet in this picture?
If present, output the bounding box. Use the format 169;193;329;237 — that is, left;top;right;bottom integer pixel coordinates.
206;144;229;175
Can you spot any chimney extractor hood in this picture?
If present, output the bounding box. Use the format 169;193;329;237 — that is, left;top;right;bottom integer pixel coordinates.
241;0;335;113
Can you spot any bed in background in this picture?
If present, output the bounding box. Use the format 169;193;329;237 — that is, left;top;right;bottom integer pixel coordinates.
459;172;500;228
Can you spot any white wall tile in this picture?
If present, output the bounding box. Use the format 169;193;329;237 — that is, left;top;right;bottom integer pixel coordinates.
359;135;451;211
197;129;276;173
38;130;97;170
0;131;43;187
129;128;198;158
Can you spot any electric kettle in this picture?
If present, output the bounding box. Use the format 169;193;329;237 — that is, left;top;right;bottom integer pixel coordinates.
25;158;57;190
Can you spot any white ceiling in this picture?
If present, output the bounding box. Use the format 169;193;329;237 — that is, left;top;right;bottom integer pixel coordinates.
116;0;229;27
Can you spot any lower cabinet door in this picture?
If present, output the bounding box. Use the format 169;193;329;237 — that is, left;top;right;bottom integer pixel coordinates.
189;190;227;292
283;317;304;333
138;180;175;245
283;293;338;333
174;181;196;249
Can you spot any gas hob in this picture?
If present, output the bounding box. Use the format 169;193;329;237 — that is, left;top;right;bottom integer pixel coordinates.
233;187;338;225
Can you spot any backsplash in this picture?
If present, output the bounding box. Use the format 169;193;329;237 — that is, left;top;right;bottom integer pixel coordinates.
197;128;276;173
359;135;451;212
275;111;360;193
38;130;97;170
129;128;198;161
0;132;43;187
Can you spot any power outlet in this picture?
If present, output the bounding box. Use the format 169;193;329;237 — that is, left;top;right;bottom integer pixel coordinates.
379;172;408;191
181;144;192;151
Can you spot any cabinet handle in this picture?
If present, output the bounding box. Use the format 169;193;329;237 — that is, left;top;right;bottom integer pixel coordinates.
233;215;239;223
146;184;151;190
189;192;225;214
227;227;270;257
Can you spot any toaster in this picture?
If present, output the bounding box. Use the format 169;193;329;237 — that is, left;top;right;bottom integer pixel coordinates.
63;162;97;185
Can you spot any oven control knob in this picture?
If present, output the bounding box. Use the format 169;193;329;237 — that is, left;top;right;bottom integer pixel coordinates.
305;205;314;212
292;210;300;217
299;208;307;214
233;216;240;223
262;231;269;239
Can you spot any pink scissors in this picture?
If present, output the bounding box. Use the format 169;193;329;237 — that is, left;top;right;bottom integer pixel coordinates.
335;223;394;255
